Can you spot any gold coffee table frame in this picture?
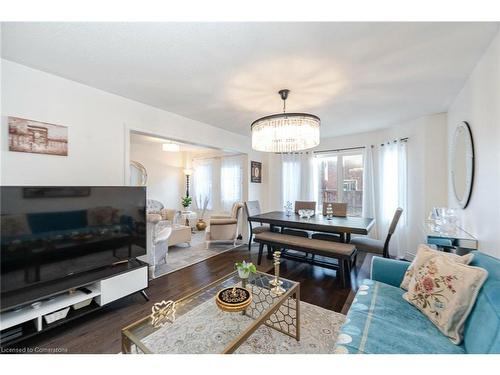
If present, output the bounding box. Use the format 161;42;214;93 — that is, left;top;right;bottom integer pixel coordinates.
121;271;300;354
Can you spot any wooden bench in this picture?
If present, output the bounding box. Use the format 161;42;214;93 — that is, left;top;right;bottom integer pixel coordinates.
254;231;357;286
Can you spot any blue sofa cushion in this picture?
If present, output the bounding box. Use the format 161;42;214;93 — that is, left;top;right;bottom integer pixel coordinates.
27;210;88;233
463;252;500;353
336;279;466;354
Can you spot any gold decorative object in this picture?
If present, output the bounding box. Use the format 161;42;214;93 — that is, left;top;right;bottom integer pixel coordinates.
269;251;285;295
215;286;252;312
196;219;207;231
150;300;177;328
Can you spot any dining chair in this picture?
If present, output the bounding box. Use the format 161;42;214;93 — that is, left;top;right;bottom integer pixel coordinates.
244;201;270;251
294;201;316;214
349;207;403;258
311;232;342;242
282;201;317;238
281;200;317;258
312;202;346;243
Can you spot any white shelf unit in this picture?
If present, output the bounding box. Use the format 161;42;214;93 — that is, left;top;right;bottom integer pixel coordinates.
0;265;148;336
0;283;100;332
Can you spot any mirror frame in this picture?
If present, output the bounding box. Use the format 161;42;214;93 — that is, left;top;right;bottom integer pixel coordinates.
130;160;148;186
451;121;474;209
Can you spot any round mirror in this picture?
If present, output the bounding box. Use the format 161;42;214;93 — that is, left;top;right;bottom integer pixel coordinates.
130;160;148;186
451;122;474;208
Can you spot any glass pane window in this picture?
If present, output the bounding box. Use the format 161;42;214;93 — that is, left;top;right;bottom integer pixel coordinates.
316;151;364;216
342;154;363;216
318;156;338;209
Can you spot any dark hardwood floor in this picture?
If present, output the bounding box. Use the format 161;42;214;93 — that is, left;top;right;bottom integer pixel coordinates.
10;245;372;353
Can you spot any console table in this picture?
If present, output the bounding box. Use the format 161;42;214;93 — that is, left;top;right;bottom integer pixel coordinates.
425;223;478;254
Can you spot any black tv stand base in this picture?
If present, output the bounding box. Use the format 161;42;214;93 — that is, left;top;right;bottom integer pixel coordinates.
139;290;149;301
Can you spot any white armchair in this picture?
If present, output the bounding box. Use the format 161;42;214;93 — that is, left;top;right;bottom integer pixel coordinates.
205;202;244;249
146;214;172;278
146;199;179;225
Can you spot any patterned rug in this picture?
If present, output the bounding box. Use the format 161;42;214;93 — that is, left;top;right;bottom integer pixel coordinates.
136;299;345;354
153;231;240;278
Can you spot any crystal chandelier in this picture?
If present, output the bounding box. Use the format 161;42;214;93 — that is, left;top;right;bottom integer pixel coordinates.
251;89;320;152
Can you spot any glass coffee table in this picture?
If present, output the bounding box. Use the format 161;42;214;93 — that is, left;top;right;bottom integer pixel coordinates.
121;271;300;354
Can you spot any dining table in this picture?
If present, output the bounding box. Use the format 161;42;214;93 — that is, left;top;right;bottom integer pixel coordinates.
247;211;375;243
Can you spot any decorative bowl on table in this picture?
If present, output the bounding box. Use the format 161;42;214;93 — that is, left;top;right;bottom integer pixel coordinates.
298;209;314;218
215;286;252;312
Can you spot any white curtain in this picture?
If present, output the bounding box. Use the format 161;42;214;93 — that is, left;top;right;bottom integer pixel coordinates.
281;153;317;208
192;159;213;210
221;155;244;213
362;145;377;238
282;153;301;207
378;140;408;258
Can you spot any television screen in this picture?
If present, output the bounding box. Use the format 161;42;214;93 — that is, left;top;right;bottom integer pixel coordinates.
0;186;146;296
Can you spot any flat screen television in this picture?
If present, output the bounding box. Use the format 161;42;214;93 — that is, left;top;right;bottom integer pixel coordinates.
0;186;146;308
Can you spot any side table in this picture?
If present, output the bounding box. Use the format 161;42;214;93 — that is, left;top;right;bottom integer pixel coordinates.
180;211;198;232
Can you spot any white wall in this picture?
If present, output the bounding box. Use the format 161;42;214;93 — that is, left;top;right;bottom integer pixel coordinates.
1;60;251;185
247;150;268;211
267;113;449;257
1;60;271;215
447;30;500;258
130;143;184;209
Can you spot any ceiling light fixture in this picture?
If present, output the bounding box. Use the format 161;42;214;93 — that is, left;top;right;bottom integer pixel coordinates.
162;142;180;152
251;89;320;153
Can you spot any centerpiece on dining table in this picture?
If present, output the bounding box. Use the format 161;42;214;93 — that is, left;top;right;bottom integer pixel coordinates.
298;209;315;218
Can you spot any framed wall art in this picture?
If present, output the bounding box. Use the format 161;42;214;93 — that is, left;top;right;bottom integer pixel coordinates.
8;116;68;156
250;161;262;183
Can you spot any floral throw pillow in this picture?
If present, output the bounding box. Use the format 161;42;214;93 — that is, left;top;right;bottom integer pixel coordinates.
400;244;474;290
403;256;488;344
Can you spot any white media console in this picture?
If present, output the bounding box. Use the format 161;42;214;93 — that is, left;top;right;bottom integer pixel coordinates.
0;263;148;345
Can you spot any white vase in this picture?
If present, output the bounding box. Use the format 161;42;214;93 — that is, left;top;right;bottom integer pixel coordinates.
237;269;250;279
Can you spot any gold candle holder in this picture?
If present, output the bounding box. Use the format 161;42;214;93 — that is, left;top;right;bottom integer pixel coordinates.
269;250;285;295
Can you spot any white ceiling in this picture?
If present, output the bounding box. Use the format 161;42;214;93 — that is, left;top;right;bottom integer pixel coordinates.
2;22;499;138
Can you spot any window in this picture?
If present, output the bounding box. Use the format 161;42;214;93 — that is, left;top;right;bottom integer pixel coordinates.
280;153;316;208
193;159;213;210
220;155;243;213
317;152;364;216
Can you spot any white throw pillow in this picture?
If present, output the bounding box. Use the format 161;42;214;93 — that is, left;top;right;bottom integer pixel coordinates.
403;256;487;344
400;244;474;290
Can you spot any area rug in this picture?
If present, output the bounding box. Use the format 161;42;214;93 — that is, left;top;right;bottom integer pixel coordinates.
136;299;346;354
153;231;240;278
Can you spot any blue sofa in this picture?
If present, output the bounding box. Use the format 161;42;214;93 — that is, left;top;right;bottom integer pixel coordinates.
335;251;500;354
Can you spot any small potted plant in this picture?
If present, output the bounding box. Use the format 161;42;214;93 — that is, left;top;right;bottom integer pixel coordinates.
181;196;192;210
235;260;257;279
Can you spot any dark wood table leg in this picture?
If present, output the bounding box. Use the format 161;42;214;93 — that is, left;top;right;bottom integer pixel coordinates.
345;233;351;243
258;243;264;264
267;244;273;259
